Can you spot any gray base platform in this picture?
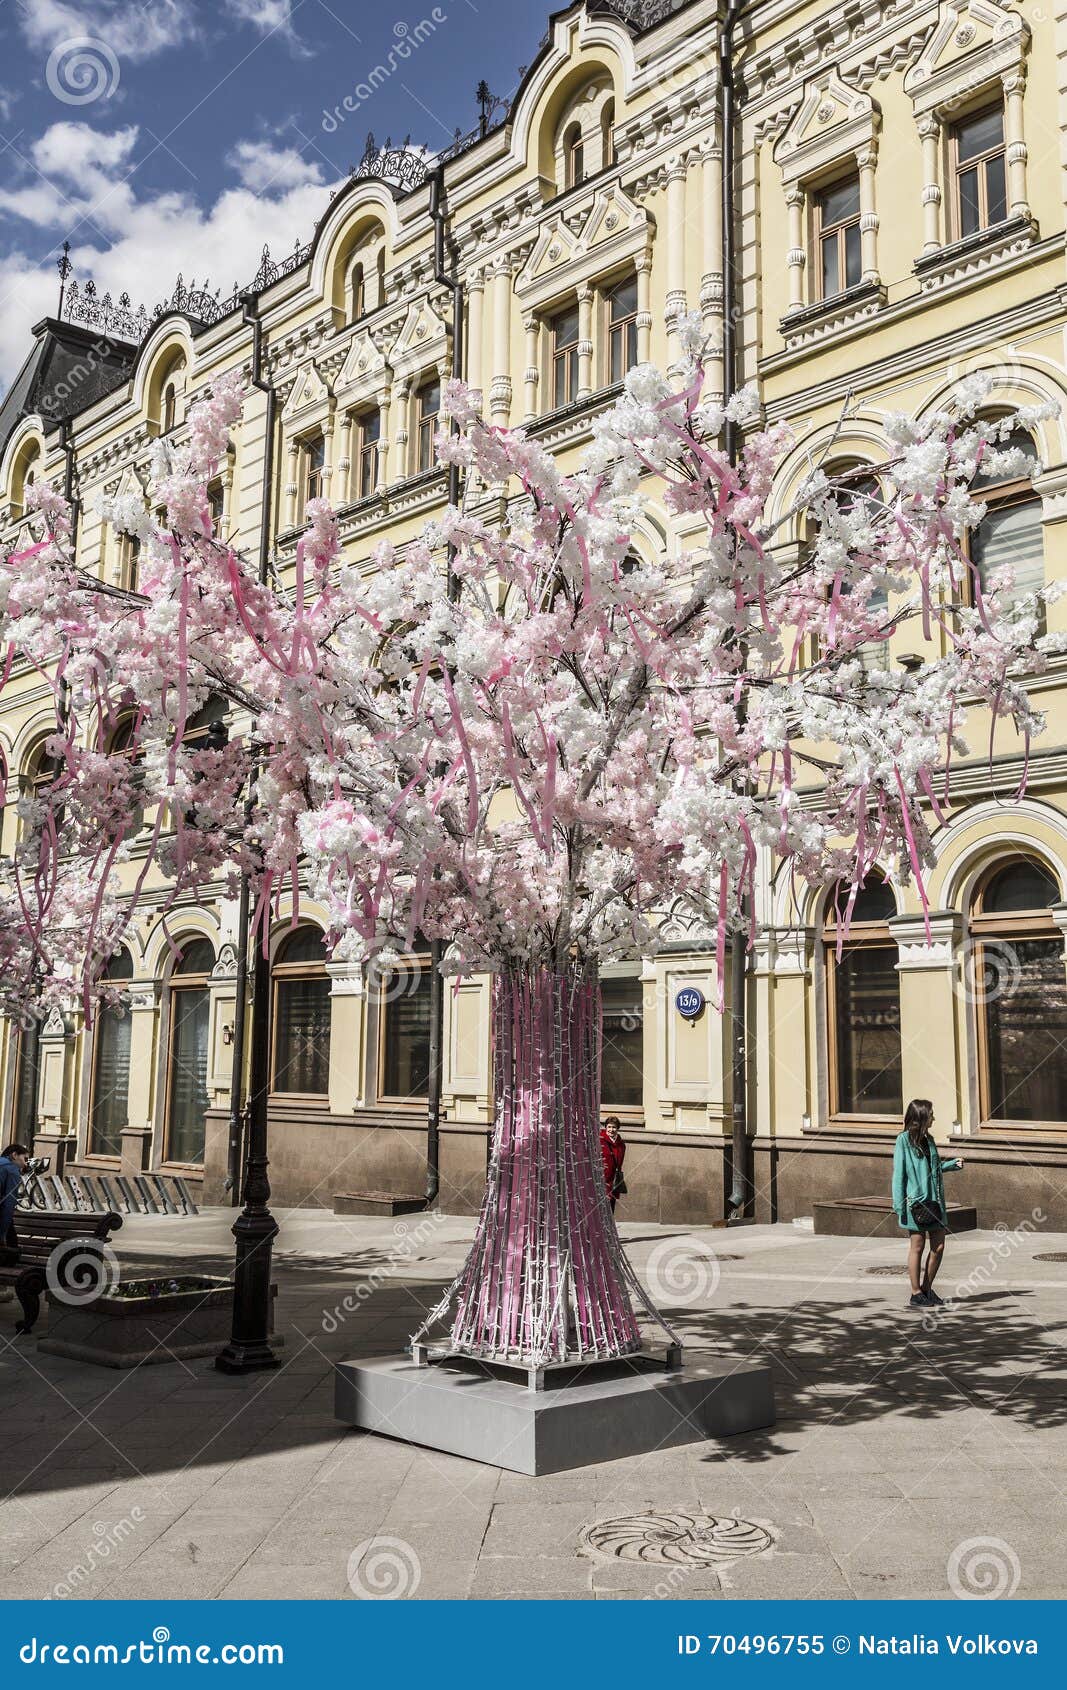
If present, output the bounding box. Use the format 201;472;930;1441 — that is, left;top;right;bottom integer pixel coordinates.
334;1353;775;1475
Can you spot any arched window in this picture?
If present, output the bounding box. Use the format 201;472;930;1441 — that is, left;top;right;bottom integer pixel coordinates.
824;873;902;1118
9;440;41;520
970;427;1044;631
89;949;134;1157
162;382;177;434
164;936;214;1165
350;261;365;321
414;377;441;474
563;122;584;190
271;926;332;1096
378;945;432;1101
376;248;386;309
971;857;1067;1123
601;972;643;1109
601;99;616;168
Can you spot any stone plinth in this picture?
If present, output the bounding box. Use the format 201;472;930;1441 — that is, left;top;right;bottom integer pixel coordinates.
335;1352;775;1475
39;1278;277;1368
813;1196;978;1238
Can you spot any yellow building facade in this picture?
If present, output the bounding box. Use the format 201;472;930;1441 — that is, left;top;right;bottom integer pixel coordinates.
2;0;1066;1228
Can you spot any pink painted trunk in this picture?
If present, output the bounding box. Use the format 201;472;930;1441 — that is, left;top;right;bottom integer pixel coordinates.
448;962;646;1366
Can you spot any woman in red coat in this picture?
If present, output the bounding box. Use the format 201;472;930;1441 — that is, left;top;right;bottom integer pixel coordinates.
600;1116;627;1214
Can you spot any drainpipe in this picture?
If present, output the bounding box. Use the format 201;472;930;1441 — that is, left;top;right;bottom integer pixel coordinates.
59;417;80;548
424;163;466;1210
721;0;753;1220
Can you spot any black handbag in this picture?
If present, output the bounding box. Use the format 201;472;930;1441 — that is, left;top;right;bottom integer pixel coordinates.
910;1199;943;1230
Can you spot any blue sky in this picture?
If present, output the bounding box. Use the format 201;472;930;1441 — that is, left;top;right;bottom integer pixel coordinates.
0;0;549;390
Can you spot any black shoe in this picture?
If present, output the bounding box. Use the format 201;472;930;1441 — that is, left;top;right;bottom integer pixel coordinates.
923;1290;945;1306
907;1293;927;1309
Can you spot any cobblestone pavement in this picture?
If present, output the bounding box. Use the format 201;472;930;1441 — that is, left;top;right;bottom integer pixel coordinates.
2;1209;1065;1601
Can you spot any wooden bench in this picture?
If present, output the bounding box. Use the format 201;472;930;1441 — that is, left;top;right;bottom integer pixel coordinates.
0;1210;124;1335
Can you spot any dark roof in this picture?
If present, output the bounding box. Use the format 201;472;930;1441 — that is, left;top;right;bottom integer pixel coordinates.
0;318;133;462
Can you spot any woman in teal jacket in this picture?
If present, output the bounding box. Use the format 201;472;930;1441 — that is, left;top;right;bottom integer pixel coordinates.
892;1099;963;1310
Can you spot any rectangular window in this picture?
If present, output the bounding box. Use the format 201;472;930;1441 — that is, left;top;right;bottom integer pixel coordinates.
273;976;332;1095
11;1020;41;1143
379;964;432;1100
972;496;1045;630
607;276;639;385
551;304;580;409
983;937;1067;1122
415;380;441;474
952;105;1007;239
830;944;903;1115
166;987;210;1164
815;176;862;300
600;975;644;1109
304;435;325;507
355;410;380;500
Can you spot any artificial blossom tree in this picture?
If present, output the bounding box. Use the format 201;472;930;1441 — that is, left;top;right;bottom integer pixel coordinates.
0;325;1058;1366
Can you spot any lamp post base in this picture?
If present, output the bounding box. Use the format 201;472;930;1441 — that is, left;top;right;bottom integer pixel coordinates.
215;1207;280;1375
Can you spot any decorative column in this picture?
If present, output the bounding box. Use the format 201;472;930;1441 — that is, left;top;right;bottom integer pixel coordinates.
889;910;963;1133
376;387;392;493
576;283;594;400
857;141;880;284
466;268;485;409
523;316;540;421
336;413;353;505
284;438;300;530
220;457;234;537
321;408;336;501
700;137;724;396
325;962;366;1114
635;251;653;364
34;1008;76;1173
785;186;806;310
393;382;411;486
1002;69;1029;220
489;260;513;425
665;155;688;343
918;115;942;254
749;928;813;1152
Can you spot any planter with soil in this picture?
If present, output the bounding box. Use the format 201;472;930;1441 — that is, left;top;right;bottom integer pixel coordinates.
38;1274;278;1368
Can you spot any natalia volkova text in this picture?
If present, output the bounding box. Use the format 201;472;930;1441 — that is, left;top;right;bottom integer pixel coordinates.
859;1638;1038;1655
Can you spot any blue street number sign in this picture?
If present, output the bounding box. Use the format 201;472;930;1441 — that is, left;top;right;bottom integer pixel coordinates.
675;986;705;1020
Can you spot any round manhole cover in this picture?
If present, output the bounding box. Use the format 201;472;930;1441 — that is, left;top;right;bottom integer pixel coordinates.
1033;1252;1067;1263
579;1511;773;1566
864;1265;907;1276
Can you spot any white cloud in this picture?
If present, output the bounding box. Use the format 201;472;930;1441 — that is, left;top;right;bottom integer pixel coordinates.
0;120;338;393
0;87;18;123
224;0;297;34
17;0;200;63
229;139;324;193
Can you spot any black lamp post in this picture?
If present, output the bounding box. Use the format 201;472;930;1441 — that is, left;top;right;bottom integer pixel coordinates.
216;292;280;1374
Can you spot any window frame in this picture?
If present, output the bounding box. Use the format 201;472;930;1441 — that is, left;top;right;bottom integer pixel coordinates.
161;938;215;1169
563;122;584;190
813;174;863;303
949;101;1008;241
823;878;903;1125
303;433;326;510
270;925;332;1100
414;377;441;476
549;301;581;410
605;274;639;387
964;428;1044;625
87;949;134;1160
970;857;1067;1129
376;953;433;1105
354;409;380;501
599;970;645;1119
